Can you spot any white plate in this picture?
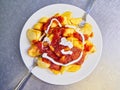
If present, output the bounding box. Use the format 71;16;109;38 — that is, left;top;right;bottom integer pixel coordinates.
20;4;102;85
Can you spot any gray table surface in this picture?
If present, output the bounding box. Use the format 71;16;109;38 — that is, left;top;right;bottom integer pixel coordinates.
0;0;120;90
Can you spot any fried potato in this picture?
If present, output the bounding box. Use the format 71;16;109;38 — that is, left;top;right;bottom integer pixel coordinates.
63;28;75;36
48;34;53;41
70;18;82;25
51;22;57;28
67;37;84;49
50;69;60;75
33;23;43;30
60;65;71;74
37;58;50;68
28;45;40;57
62;16;68;25
39;17;49;23
61;64;81;73
85;41;96;53
62;11;72;19
89;45;96;53
67;64;81;72
81;23;92;36
27;29;41;42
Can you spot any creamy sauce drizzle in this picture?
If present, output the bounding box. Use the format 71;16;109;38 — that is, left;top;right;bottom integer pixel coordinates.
43;36;51;44
60;37;73;48
45;18;62;33
61;49;73;55
42;52;83;66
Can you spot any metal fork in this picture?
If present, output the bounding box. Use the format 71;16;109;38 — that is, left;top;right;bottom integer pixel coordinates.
79;0;96;27
14;57;37;90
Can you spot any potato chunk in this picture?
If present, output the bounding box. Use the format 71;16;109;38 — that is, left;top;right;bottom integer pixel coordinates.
81;23;92;36
60;64;81;74
63;28;75;36
67;64;81;72
60;65;71;74
50;69;60;75
28;45;40;57
33;23;43;30
39;17;48;23
70;18;82;25
37;58;50;68
85;41;96;53
62;11;72;19
67;37;84;49
62;11;72;25
27;29;41;42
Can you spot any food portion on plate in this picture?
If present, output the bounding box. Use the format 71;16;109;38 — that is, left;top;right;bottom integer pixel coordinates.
26;11;96;75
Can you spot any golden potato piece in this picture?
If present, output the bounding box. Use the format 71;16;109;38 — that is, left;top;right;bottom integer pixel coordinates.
85;41;96;53
74;41;84;49
90;45;96;53
48;34;53;41
61;64;81;73
37;58;50;68
62;11;72;19
67;37;84;49
33;23;43;30
70;18;82;25
27;29;41;42
62;16;69;25
63;28;75;36
28;45;40;57
39;17;48;23
81;23;92;36
51;22;57;28
67;64;81;72
50;69;60;75
60;65;71;74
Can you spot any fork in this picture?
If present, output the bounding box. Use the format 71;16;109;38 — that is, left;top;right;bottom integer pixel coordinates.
14;57;37;90
79;0;96;27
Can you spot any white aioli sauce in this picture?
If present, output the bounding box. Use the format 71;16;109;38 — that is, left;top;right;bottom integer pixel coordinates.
43;36;51;44
45;18;62;34
61;49;73;55
42;52;83;66
41;18;85;66
60;37;73;48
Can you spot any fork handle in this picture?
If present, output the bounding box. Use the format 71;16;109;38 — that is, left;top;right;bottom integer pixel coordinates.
86;0;96;14
83;0;96;21
14;71;32;90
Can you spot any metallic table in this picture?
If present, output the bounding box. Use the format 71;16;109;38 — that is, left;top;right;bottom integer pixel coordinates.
0;0;120;90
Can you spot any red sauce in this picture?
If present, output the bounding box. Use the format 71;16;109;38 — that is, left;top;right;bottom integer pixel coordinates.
50;63;61;70
55;16;64;23
84;34;89;40
60;55;72;64
75;51;86;65
42;58;51;64
71;47;82;60
73;32;82;41
90;32;94;37
34;41;43;53
84;43;93;52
